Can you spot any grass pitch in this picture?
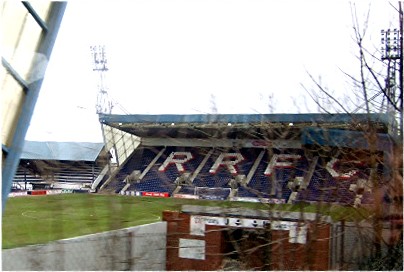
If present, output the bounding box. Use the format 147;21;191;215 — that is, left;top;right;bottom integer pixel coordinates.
2;194;371;249
2;194;257;249
2;194;193;249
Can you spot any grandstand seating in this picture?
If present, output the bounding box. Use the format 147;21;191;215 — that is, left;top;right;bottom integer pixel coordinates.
12;161;102;191
178;185;196;195
237;151;272;198
126;147;181;194
192;148;240;188
55;168;99;183
293;158;374;205
13;166;46;184
107;146;378;206
236;149;309;201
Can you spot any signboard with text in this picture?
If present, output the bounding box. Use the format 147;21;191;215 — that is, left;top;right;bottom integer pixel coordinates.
190;215;307;244
141;191;169;198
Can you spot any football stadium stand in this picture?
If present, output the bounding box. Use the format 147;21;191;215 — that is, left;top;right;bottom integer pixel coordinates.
11;113;395;208
11;141;105;192
95;113;395;206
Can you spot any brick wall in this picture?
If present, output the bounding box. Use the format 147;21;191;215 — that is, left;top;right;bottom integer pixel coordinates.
163;210;331;271
163;211;224;271
270;223;330;270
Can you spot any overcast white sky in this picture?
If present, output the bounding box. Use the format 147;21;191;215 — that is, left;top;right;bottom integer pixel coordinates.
25;0;399;143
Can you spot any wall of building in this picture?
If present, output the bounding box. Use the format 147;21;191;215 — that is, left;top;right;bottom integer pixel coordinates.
270;223;331;270
163;210;332;271
163;211;224;271
2;222;167;271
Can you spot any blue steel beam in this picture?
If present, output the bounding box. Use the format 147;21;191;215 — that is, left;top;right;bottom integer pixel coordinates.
22;2;49;32
2;2;67;209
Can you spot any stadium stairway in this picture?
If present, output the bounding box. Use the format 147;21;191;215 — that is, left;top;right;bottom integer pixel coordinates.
288;192;298;203
288;156;318;203
100;148;166;193
228;188;238;198
120;182;131;194
91;164;109;191
172;186;182;195
244;150;265;185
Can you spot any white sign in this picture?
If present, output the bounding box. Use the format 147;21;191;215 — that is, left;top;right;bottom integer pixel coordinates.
227;218;270;228
179;239;205;260
190;216;226;236
271;220;296;230
190;216;307;244
8;191;28;197
190;215;270;236
46;189;62;195
289;224;308;244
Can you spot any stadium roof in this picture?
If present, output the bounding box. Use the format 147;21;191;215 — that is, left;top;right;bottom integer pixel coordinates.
21;141;104;162
99;113;390;125
99;113;390;139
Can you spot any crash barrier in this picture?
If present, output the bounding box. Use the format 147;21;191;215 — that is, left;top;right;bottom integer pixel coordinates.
8;189;89;198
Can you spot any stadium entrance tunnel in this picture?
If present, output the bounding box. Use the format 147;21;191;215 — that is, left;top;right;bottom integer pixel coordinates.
222;228;271;270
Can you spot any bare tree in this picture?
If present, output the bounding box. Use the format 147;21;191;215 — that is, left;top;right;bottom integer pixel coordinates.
301;2;403;269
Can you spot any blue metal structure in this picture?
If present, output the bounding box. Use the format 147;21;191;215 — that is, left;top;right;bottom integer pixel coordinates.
99;113;391;125
2;2;67;209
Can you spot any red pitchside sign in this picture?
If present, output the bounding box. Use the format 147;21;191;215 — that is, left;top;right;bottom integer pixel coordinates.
141;192;169;198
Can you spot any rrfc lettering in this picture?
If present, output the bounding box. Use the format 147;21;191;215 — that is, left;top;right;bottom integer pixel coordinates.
157;151;364;181
209;153;244;175
159;152;193;173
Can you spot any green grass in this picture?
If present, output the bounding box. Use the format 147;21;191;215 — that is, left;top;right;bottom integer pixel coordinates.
2;194;372;249
3;194;187;249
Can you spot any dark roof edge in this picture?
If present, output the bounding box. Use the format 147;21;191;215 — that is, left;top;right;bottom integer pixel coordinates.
99;113;390;125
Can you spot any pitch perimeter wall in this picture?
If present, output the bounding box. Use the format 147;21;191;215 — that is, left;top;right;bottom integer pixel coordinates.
2;222;167;271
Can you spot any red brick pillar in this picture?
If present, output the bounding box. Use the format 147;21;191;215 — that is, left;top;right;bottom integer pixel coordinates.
163;211;225;271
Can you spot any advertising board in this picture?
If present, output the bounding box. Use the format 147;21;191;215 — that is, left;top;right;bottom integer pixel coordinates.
8;191;28;197
173;194;199;199
28;190;47;195
141;192;169;197
46;189;62;195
